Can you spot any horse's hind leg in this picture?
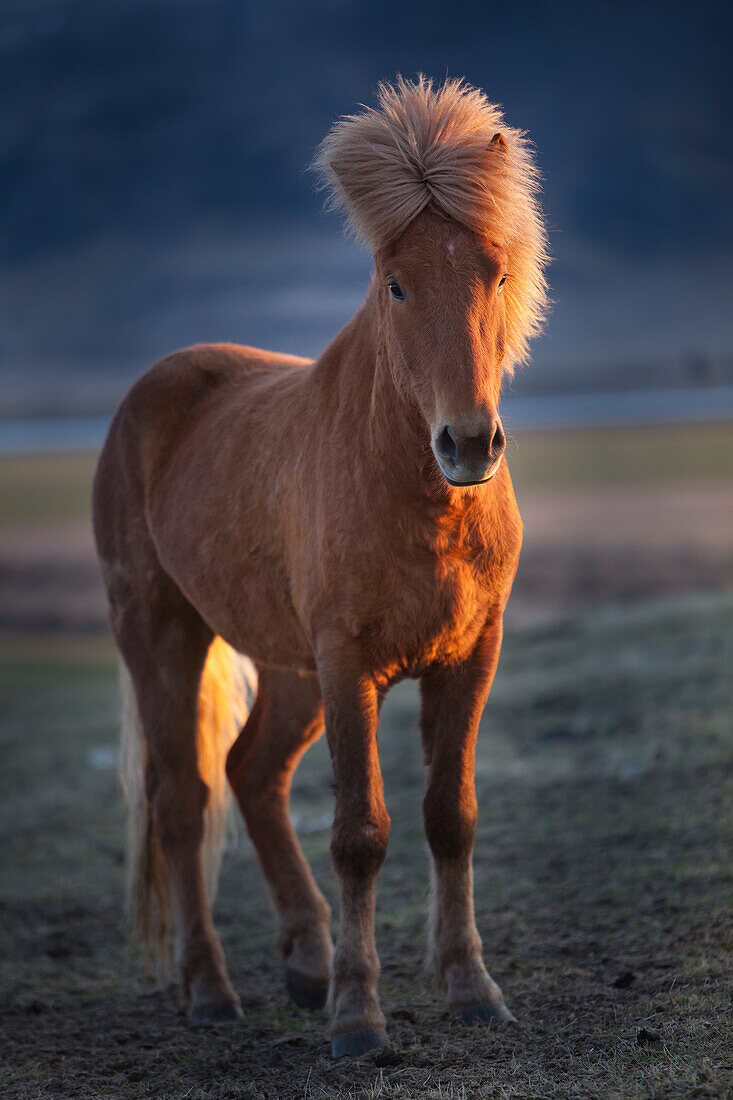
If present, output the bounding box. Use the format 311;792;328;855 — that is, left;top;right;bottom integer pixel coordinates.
226;669;333;1009
114;581;242;1022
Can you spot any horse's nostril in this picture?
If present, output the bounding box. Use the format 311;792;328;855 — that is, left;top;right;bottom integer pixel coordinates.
436;425;459;463
492;420;506;454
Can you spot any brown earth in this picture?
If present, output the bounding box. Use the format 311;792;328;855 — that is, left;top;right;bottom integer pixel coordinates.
1;590;731;1099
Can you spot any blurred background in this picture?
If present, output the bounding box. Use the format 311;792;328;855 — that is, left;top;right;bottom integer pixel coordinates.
1;3;731;1097
2;0;733;418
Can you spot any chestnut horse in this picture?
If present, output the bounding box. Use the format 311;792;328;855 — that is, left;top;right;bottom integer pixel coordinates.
93;77;548;1057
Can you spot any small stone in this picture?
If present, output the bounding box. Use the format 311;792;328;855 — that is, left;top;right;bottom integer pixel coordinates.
636;1027;661;1046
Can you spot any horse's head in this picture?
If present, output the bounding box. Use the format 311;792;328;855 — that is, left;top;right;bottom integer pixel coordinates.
315;76;549;489
376;209;509;486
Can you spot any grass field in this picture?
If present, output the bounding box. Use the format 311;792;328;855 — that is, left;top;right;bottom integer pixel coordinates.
0;422;732;1098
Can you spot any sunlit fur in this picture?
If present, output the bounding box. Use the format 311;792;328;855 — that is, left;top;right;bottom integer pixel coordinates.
314;75;549;371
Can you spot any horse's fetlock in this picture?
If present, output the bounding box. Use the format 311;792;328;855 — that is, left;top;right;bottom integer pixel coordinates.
179;929;227;990
445;965;503;1012
331;949;380;991
438;942;485;984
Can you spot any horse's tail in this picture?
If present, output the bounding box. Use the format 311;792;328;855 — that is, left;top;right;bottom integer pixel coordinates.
119;637;257;964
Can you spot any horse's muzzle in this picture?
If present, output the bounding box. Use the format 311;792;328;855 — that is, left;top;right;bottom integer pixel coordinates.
433;417;506;487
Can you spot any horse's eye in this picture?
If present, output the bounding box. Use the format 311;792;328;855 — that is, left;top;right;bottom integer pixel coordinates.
388;281;405;301
498;274;507;291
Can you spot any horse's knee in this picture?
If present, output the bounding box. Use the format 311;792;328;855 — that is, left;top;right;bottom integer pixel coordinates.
331;806;390;880
423;784;477;862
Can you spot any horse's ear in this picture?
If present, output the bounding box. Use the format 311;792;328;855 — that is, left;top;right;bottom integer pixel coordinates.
490;132;508;155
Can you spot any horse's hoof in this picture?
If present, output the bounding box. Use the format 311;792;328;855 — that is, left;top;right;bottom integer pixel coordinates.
191;1000;244;1024
331;1028;390;1058
286;968;329;1010
454;1001;517;1026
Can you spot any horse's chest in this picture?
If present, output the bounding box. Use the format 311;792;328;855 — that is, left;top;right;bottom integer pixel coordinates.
352;540;498;678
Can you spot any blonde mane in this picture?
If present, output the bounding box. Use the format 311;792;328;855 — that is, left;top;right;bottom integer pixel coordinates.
314;75;550;371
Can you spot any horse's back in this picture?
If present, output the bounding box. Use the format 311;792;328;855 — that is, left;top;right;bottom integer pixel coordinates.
150;342;313;385
100;341;310;475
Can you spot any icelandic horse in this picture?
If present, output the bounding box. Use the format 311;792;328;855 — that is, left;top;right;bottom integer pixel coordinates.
93;76;549;1057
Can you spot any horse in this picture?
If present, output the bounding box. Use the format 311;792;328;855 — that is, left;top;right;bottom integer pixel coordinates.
92;75;549;1058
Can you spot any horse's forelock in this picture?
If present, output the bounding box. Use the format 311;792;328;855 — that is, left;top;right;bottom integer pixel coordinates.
313;75;550;372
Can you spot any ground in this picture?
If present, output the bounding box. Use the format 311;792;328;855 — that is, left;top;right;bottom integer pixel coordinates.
0;422;731;1099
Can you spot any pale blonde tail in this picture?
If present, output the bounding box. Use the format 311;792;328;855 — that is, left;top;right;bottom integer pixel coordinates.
119;637;257;964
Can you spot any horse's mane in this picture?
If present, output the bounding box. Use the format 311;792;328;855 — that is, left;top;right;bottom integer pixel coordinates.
314;76;550;372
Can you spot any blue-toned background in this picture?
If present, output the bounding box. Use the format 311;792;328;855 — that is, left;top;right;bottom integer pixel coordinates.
2;0;732;420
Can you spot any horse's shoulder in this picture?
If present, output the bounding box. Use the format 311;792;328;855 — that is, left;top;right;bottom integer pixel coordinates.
199;343;314;372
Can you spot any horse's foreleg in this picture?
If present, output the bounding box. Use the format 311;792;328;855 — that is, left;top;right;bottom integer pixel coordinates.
420;617;515;1026
316;635;390;1057
226;669;333;1009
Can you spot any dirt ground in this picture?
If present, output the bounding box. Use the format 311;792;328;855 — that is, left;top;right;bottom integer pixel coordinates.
1;424;732;1098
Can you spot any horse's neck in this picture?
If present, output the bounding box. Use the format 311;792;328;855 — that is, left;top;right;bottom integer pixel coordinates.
325;296;426;479
319;293;468;512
